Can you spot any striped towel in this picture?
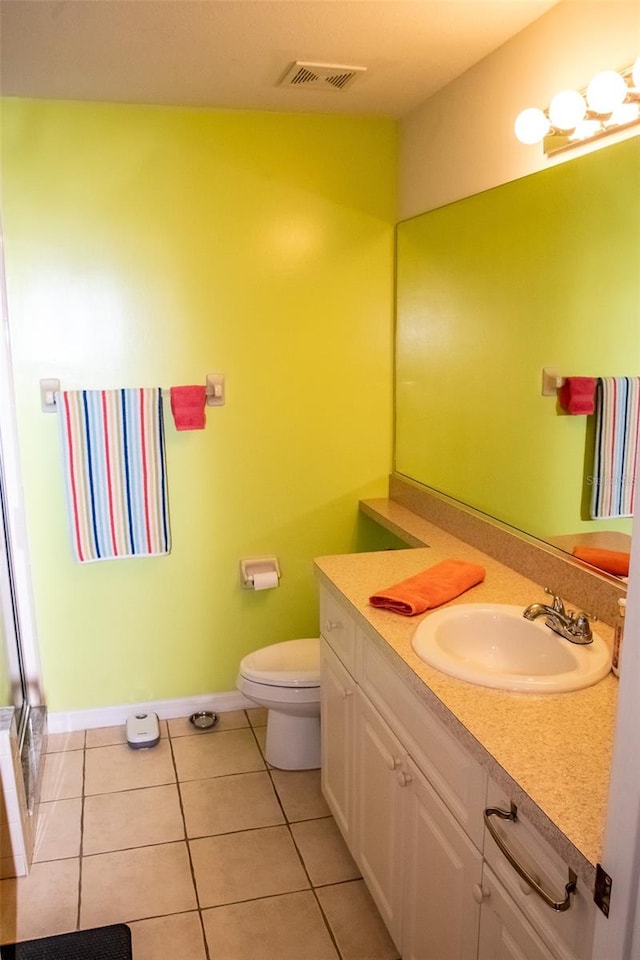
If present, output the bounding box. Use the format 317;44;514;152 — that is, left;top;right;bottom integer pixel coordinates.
57;389;171;562
590;377;640;519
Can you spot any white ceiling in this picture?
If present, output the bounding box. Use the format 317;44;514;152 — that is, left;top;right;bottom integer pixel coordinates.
0;0;558;118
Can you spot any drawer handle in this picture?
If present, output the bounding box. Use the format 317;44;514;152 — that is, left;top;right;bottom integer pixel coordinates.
342;688;354;699
484;805;577;913
325;620;340;632
397;770;412;787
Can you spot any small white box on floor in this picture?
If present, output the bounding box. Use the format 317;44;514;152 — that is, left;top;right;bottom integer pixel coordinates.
126;712;160;749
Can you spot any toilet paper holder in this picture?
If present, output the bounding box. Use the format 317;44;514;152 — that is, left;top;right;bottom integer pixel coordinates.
240;557;281;590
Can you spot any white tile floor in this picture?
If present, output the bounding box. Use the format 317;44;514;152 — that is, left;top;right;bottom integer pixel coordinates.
0;709;400;960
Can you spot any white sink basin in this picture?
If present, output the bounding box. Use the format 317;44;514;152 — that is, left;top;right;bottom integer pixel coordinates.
411;603;611;693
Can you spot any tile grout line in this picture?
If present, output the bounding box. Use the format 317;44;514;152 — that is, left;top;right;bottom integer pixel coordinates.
76;729;87;931
12;716;392;958
252;722;345;960
167;723;212;960
218;716;346;956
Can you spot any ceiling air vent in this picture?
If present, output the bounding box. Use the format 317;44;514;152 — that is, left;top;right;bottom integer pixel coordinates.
279;61;366;92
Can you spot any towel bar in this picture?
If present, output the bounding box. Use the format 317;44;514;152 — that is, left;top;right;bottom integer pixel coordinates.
40;374;225;412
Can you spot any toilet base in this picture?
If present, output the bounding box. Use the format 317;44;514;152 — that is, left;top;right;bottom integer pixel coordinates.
265;709;321;770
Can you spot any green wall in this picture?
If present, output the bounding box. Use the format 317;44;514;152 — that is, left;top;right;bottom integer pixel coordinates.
1;99;397;711
396;136;639;542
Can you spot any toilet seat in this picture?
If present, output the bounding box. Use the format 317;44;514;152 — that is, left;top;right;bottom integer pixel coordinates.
238;637;320;688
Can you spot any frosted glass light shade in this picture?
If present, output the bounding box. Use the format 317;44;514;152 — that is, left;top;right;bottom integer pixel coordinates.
514;108;550;144
607;102;640;127
570;119;601;141
587;71;627;114
549;90;586;130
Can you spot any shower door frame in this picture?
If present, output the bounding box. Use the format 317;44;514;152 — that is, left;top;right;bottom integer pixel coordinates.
0;224;43;750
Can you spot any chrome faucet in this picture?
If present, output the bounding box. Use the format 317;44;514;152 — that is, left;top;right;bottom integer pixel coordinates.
523;590;594;645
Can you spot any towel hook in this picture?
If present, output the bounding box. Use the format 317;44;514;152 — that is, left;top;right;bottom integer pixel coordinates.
541;368;565;396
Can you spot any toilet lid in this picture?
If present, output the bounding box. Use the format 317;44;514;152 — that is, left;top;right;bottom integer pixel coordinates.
239;637;320;687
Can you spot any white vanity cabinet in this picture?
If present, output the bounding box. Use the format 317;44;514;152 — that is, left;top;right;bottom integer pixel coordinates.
320;585;486;959
481;782;596;960
354;687;484;959
477;865;559;960
319;639;356;846
400;754;483;960
319;588;359;846
318;584;597;960
355;689;406;948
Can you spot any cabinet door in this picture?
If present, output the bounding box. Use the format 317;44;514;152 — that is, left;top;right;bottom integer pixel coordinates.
320;639;356;845
402;756;483;960
478;866;559;960
355;689;405;951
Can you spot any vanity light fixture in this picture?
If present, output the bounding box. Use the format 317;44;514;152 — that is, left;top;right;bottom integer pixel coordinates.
515;58;640;155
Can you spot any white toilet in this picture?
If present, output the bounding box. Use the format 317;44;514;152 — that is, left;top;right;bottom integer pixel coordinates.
237;637;321;770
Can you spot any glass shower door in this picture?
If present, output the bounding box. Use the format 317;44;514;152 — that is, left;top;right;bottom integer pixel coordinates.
0;445;29;750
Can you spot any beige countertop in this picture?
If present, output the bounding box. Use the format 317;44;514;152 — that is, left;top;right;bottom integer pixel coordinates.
314;518;618;890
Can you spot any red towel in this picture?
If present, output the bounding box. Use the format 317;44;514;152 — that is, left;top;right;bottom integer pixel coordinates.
369;559;486;616
558;377;596;415
170;385;206;430
572;547;630;577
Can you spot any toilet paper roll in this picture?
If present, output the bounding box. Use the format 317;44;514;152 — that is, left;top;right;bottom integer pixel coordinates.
252;570;279;591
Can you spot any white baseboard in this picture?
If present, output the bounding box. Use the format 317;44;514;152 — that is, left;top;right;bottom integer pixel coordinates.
47;690;254;734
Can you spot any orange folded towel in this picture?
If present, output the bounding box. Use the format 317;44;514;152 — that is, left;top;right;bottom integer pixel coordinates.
571;547;630;577
369;559;486;616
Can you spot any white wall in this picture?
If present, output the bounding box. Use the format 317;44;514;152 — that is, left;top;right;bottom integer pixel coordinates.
399;0;640;218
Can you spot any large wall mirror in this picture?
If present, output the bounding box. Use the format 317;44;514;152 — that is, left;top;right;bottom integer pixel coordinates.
395;136;639;564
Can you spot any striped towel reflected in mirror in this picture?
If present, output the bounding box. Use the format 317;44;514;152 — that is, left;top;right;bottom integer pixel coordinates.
590;377;640;520
56;388;171;562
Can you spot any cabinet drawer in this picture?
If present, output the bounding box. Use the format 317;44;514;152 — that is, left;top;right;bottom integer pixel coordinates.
360;639;487;849
484;781;595;960
319;588;356;675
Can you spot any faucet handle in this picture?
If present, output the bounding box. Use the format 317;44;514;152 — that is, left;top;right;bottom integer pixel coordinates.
543;588;566;615
568;612;594;643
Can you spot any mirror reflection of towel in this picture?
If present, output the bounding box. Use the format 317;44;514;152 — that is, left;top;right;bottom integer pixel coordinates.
571;547;630;577
590;377;639;519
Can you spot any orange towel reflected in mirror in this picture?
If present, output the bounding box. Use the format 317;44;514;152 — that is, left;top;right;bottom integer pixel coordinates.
571;547;630;577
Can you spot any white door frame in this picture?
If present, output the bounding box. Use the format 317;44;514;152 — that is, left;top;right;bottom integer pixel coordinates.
592;485;640;957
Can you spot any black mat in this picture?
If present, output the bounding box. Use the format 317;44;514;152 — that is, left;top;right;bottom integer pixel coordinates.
1;925;132;960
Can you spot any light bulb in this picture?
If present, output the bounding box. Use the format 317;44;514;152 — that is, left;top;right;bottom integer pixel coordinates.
606;102;640;127
570;119;602;142
548;90;586;131
631;57;640;90
587;70;627;114
514;107;550;145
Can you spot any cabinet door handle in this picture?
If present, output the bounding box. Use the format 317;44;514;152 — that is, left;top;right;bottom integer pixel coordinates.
342;688;353;699
484;806;577;912
472;883;489;904
324;620;340;633
397;770;412;787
